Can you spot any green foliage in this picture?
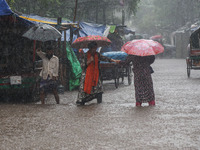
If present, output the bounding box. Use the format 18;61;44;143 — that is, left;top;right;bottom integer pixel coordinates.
6;0;140;25
7;0;15;9
126;0;140;15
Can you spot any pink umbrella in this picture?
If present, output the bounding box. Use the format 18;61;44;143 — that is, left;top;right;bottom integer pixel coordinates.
71;35;111;49
121;39;164;56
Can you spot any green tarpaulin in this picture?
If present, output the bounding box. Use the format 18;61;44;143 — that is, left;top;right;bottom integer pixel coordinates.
109;25;116;33
66;42;82;91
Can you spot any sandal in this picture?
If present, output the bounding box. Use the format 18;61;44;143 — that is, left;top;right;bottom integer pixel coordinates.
136;102;142;107
148;100;155;106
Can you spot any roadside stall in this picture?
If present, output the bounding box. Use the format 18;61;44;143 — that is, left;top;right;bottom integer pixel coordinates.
0;0;39;102
20;14;81;91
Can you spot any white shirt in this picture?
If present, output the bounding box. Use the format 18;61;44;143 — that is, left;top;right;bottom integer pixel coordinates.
37;51;59;80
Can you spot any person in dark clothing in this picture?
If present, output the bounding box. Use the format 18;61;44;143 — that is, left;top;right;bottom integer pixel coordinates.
121;55;155;106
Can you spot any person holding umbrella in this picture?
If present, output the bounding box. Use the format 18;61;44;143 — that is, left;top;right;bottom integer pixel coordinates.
120;39;164;106
36;46;60;104
72;36;120;105
22;24;62;104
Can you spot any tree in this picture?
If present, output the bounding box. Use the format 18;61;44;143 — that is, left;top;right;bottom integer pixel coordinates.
7;0;140;25
132;0;200;36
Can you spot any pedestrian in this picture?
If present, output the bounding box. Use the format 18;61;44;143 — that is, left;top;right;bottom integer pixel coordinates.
36;46;60;104
120;55;155;106
76;41;120;105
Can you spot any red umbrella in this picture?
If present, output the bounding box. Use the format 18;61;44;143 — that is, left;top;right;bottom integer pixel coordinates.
121;39;164;56
71;35;111;49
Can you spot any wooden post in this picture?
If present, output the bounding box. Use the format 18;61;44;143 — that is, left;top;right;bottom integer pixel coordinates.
70;26;73;45
96;1;99;24
122;9;125;26
57;17;62;57
64;28;67;51
73;0;78;22
63;27;67;90
33;40;36;62
57;17;64;86
121;0;125;26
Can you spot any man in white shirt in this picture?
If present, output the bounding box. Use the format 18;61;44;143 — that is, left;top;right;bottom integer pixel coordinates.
37;46;60;104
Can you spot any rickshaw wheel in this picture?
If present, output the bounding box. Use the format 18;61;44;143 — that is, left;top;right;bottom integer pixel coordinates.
121;75;124;83
76;100;85;105
186;58;191;78
120;66;124;83
97;93;102;103
187;66;191;78
114;66;119;88
80;101;85;105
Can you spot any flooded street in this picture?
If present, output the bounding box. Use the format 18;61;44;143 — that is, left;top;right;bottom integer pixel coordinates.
1;59;200;150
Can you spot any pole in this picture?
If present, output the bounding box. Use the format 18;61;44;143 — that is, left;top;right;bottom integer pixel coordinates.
57;17;64;86
121;0;125;26
57;17;62;56
73;0;78;22
122;9;125;26
63;30;67;90
96;1;99;23
33;40;36;62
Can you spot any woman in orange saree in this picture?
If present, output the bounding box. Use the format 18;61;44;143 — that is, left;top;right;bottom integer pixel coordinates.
76;41;119;105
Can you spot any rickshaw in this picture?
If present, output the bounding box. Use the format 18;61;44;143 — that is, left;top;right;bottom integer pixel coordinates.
186;26;200;77
100;51;132;88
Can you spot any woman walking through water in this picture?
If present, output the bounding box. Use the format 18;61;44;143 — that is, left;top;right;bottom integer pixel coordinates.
121;55;155;106
76;41;119;105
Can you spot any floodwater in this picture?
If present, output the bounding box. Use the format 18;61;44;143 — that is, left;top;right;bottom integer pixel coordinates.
1;59;200;150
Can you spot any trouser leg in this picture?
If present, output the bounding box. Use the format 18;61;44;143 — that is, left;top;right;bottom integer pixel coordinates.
40;90;45;104
53;89;60;104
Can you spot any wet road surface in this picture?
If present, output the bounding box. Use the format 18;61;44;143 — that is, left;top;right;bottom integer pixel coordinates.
1;59;200;150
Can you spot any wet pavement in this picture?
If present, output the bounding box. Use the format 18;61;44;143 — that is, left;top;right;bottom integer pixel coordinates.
1;59;200;150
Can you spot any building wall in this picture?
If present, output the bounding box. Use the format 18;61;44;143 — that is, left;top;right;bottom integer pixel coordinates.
175;32;190;58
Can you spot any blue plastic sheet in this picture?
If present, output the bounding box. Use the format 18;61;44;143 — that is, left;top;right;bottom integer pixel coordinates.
0;0;12;16
64;22;107;43
3;2;108;41
21;14;107;43
102;51;128;61
21;14;71;25
100;51;128;64
0;1;34;27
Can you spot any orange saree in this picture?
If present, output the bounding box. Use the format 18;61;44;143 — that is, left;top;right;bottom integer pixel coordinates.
84;52;99;94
